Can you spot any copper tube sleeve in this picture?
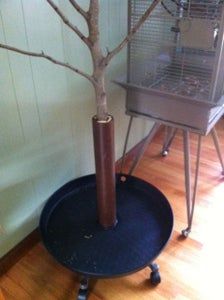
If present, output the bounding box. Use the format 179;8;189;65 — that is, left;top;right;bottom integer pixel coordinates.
92;115;117;229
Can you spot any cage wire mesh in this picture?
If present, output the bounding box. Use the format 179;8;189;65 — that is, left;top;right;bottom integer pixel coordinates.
128;0;224;104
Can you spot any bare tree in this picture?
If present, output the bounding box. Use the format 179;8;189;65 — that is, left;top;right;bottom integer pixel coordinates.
0;0;161;228
0;0;160;120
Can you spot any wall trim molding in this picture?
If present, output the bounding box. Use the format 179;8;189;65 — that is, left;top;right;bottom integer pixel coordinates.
0;229;40;277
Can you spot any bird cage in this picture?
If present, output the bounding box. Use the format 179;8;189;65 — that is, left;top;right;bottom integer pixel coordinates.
117;0;224;134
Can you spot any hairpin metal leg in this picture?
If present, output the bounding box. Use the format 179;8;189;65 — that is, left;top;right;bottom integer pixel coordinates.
128;123;161;175
182;131;201;238
162;127;178;157
211;127;224;175
120;116;134;174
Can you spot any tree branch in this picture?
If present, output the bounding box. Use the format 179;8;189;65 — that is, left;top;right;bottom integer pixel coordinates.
104;0;161;64
68;0;88;19
46;0;90;46
0;43;95;84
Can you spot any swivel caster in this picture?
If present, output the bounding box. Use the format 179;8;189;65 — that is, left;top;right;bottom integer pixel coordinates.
150;270;161;285
149;263;161;285
181;228;191;238
162;150;169;157
77;277;89;300
77;290;88;300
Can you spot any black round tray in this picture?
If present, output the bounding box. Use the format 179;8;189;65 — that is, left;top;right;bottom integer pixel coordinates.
40;174;173;278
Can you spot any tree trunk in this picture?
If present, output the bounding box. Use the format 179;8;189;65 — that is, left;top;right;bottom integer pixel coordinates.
94;75;108;121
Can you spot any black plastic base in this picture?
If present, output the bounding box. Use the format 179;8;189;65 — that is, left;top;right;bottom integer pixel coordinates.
40;174;173;279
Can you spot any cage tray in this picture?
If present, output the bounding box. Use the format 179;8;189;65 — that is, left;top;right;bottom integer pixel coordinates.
116;80;224;135
40;174;173;278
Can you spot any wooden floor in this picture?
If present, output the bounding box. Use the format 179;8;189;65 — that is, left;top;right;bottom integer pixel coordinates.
1;120;224;300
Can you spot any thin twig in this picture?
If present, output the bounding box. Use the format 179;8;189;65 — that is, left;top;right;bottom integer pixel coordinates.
0;43;95;84
46;0;90;46
68;0;88;19
104;0;161;64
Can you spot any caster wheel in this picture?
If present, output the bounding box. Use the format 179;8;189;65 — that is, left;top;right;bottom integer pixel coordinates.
162;150;169;157
77;290;88;300
181;228;190;238
150;271;161;285
77;278;88;300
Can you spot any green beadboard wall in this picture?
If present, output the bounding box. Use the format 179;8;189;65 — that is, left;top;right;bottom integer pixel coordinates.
0;0;152;258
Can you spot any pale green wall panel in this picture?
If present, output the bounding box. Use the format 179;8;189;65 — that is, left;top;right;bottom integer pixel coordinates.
0;182;37;256
0;1;153;258
1;1;42;142
22;0;77;193
0;2;43;255
0;20;24;156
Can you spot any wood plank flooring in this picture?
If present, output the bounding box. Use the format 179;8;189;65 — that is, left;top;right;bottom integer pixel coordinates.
1;120;224;300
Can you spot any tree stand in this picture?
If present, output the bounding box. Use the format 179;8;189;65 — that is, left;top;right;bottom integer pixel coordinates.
40;173;173;299
40;116;173;300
